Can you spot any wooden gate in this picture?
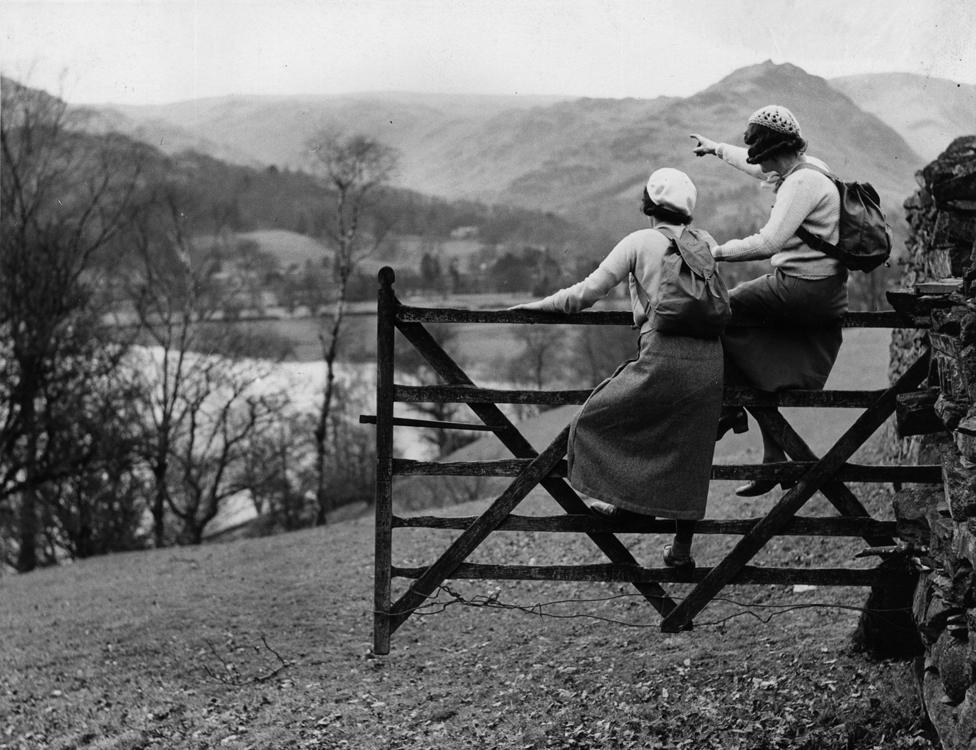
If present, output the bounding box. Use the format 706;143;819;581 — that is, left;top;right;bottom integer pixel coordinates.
365;267;938;655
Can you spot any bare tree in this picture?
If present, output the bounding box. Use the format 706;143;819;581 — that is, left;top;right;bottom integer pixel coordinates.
126;180;292;545
395;325;480;457
507;326;569;390
163;353;289;544
126;183;220;546
305;128;398;524
0;77;146;571
40;394;150;561
569;325;637;388
239;413;315;531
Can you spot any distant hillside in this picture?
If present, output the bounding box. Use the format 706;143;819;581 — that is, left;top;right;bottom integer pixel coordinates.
3;74;613;299
75;104;261;167
91;63;925;253
831;73;976;161
96;91;572;176
473;61;923;236
674;62;923;244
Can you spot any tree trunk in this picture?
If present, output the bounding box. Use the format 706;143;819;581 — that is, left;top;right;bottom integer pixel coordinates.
151;468;167;548
15;487;38;572
314;341;339;526
188;522;204;545
15;397;39;572
75;496;94;559
314;269;348;526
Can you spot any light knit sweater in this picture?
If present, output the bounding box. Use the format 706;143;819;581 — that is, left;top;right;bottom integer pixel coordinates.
714;144;843;279
531;224;715;333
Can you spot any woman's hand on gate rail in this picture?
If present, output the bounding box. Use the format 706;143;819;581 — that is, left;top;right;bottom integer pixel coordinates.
508;300;550;311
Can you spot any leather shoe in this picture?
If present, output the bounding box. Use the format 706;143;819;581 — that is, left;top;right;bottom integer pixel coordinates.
589;500;648;524
735;479;797;497
716;408;749;441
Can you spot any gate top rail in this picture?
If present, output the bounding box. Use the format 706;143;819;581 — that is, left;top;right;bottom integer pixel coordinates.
393;302;929;329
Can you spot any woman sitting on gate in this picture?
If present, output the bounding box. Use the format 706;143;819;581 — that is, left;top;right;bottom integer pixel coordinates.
510;168;728;570
691;105;848;496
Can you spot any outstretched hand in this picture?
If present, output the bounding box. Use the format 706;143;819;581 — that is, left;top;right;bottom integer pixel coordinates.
690;133;718;157
508;301;547;311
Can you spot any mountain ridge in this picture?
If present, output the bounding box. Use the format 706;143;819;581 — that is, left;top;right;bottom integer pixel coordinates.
36;61;976;258
71;62;928;222
830;72;976;161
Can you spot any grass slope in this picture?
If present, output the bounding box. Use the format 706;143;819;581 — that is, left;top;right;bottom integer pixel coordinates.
0;329;938;749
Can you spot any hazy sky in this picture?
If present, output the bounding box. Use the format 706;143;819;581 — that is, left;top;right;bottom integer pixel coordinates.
2;0;975;105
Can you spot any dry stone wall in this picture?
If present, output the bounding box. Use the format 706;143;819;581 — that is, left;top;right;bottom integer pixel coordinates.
887;136;976;748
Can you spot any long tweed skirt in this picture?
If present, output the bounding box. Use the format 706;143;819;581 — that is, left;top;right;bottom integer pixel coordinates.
567;329;723;520
723;270;848;391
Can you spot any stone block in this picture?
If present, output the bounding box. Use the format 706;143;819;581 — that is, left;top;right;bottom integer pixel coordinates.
944;451;976;522
936;395;968;431
955;423;976;467
939;635;972;706
932;331;972;406
896;388;946;436
954;528;976;569
920;578;954;643
895;486;939;523
930;510;959;558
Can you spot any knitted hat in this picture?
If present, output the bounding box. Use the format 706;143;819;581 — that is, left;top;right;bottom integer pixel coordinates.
744;106;807;165
747;105;801;137
644;168;697;219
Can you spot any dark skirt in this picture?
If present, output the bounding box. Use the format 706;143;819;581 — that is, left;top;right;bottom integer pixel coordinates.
567;329;723;520
723;270;848;391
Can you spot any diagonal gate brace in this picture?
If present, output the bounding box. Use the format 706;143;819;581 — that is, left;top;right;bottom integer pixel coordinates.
388;426;571;632
660;349;931;633
393;318;678;619
747;408;895;548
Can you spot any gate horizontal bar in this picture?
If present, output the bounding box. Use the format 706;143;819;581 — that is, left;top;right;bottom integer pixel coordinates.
360;415;502;432
392;458;941;483
392;562;882;586
395;306;927;330
392;514;897;537
393;384;887;408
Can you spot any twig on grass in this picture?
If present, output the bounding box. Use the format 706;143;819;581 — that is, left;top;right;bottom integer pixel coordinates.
200;633;291;685
253;635;290;683
405;584;916;631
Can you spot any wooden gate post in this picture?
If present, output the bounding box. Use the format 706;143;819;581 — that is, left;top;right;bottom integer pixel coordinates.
373;267;397;655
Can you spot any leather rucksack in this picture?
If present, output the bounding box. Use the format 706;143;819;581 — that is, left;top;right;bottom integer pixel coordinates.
792;163;892;272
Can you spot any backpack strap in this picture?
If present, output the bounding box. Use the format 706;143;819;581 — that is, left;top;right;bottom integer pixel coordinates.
787;163;843;260
796;226;842;259
630;273;651;319
630;227;692;325
656;226;716;279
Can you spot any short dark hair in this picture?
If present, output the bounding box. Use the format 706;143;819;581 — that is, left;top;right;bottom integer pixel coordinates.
744;122;807;165
641;188;692;225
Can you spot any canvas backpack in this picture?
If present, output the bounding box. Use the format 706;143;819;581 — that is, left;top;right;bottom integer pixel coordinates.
791;163;892;272
634;226;731;338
